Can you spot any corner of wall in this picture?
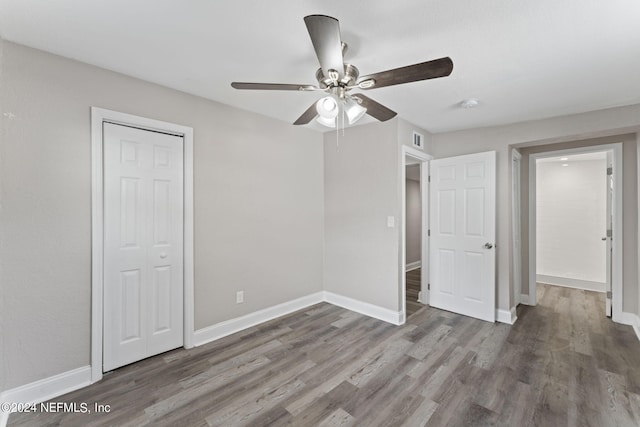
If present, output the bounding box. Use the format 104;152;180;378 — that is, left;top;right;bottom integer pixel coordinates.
637;132;640;320
322;120;402;311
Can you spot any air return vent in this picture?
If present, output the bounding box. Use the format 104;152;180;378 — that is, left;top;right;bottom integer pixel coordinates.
413;132;424;149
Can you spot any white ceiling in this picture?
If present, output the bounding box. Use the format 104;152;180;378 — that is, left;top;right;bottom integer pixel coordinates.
2;0;640;133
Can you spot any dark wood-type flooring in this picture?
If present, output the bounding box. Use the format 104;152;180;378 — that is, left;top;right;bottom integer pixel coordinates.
10;284;640;426
406;268;423;318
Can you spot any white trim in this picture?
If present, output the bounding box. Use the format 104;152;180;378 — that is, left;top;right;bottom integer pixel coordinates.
0;366;91;425
528;152;536;306
617;312;640;342
511;149;522;307
401;146;432;323
90;107;194;383
536;275;605;293
520;294;531;305
528;143;623;323
495;307;518;325
193;292;324;347
406;261;421;272
193;290;405;348
421;161;430;305
323;291;403;325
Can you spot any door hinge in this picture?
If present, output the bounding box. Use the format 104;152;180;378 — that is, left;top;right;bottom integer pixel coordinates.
427;283;431;290
428;175;431;183
607;167;613;175
427;229;431;237
606;291;612;299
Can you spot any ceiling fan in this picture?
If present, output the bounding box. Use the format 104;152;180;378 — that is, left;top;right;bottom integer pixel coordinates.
231;15;453;128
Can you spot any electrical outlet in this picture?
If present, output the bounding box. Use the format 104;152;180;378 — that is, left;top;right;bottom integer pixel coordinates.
236;291;244;304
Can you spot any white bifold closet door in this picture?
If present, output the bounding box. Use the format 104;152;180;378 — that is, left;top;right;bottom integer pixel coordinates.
103;122;184;371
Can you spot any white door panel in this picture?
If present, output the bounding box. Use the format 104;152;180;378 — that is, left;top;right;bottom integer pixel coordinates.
430;151;496;322
605;152;613;317
104;123;183;371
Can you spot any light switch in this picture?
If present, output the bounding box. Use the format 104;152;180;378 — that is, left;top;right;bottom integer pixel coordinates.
387;216;395;228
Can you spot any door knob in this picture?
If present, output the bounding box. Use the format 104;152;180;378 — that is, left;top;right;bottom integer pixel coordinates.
483;243;494;249
160;252;167;259
602;237;607;241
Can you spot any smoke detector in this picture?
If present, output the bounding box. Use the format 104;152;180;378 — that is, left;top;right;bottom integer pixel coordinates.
460;98;480;108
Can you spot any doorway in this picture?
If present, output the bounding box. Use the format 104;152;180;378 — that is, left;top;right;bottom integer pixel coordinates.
91;108;195;382
527;143;622;321
405;161;423;317
401;146;430;322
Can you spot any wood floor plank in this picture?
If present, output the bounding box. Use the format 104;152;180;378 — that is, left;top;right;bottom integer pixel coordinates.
9;285;640;427
316;408;355;427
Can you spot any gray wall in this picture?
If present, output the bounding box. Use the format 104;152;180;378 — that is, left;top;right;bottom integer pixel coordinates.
323;118;430;313
0;41;324;391
405;172;421;265
536;159;607;287
519;134;638;313
398;119;433;153
431;107;640;313
323;120;400;310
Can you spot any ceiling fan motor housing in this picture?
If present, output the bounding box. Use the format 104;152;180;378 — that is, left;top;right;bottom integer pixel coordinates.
316;63;360;93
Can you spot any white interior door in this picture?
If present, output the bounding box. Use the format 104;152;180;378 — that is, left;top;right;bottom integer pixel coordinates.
429;151;496;322
103;122;184;371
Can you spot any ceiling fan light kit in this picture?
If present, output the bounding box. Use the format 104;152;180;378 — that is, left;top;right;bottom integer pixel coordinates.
345;96;367;124
316;115;337;128
231;14;454;128
314;94;368;128
316;96;339;119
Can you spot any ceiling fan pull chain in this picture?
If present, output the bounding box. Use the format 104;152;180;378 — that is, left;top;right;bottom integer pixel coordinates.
342;108;346;137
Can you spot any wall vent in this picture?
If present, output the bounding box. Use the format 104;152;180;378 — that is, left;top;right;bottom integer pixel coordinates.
412;131;424;149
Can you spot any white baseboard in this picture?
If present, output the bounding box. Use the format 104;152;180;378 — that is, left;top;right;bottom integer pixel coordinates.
193;292;324;347
617;312;640;342
520;294;531;305
536;274;605;293
496;307;517;325
323;291;402;325
0;366;91;426
405;261;421;272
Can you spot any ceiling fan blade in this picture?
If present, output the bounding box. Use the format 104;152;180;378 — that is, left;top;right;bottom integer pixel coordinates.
293;102;318;125
231;82;316;91
357;57;453;90
304;15;345;79
352;94;397;122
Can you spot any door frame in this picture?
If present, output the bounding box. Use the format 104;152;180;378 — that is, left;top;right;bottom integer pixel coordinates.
90;107;194;383
401;146;431;323
511;149;522;306
528;143;622;321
